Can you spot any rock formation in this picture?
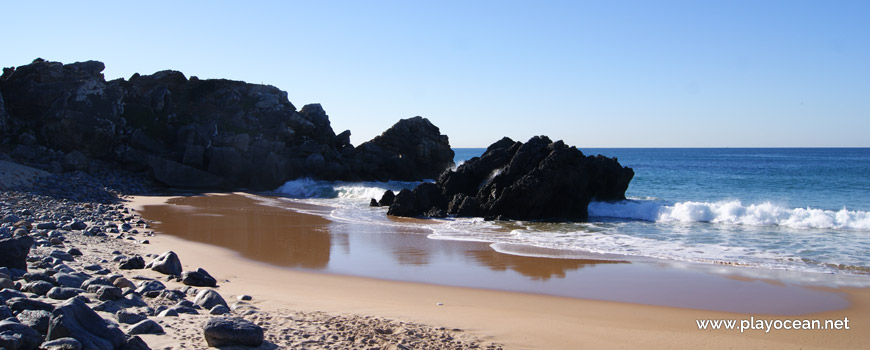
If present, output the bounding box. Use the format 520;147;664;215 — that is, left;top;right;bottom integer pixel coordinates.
0;59;454;190
386;136;634;221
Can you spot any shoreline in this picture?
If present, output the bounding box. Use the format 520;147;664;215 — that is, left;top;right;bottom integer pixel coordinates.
130;193;870;349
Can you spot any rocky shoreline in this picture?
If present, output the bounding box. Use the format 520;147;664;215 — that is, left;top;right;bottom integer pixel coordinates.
0;169;502;350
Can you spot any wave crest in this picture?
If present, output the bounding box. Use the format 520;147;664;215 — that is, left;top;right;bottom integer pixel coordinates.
588;200;870;231
274;178;419;200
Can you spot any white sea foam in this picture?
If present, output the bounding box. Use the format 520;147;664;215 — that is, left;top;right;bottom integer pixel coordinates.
274;178;419;200
589;200;870;231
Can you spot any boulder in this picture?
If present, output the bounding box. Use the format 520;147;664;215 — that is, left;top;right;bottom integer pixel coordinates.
202;317;264;347
145;251;182;276
388;136;634;221
6;297;55;313
45;297;126;350
118;256;145;270
193;289;227;310
95;286;122;301
16;309;51;335
46;287;82;301
0;319;43;350
0;236;34;270
180;268;216;287
126;319;163;335
24;280;54;296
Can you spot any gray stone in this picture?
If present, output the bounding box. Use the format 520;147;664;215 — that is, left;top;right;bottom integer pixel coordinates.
118;256;144;270
126;320;163;335
53;274;84;289
80;277;111;291
202;317;264;347
25;281;54;296
208;305;230;315
49;250;74;262
16;309;51;335
145;251;182;276
36;222;57;230
134;280;165;295
46;287;82;301
193;289;227;310
0;278;14;290
180;268;216;287
95;286;122;301
0;288;27;300
39;337;83;350
6;297;54;312
0;319;43;350
119;335;150;350
69;221;87;231
115;311;146;325
46;297;126;350
156;308;177;317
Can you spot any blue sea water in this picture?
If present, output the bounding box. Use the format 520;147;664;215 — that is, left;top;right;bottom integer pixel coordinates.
275;148;870;281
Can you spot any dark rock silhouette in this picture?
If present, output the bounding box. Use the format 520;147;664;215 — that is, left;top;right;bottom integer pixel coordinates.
0;59;454;190
387;136;634;221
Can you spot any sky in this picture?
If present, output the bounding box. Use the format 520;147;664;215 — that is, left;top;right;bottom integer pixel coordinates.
3;0;869;147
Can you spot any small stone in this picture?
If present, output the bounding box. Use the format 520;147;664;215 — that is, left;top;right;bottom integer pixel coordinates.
46;287;82;300
237;295;252;301
157;308;178;317
193;289;228;310
209;305;230;315
96;285;123;301
116;310;147;325
118;256;145;270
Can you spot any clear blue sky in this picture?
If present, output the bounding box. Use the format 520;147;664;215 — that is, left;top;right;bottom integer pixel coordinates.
4;0;868;147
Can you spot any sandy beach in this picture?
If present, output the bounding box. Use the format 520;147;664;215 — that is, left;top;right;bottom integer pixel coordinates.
131;193;870;349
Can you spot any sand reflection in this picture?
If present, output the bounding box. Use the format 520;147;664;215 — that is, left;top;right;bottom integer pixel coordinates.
140;194;331;269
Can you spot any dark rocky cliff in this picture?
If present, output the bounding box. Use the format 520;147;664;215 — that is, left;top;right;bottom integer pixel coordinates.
0;59;453;190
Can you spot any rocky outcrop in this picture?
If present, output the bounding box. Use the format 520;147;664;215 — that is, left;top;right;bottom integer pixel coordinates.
386;136;634;221
353;117;454;181
0;59;456;190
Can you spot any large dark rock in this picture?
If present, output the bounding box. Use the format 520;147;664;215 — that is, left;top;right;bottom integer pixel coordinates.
180;268;216;287
0;59;123;158
6;297;54;313
1;58;457;189
16;309;51;335
45;297;126;350
354;117;454;181
0;319;43;350
193;289;227;310
389;136;633;221
145;251;182;276
0;236;33;270
202;317;264;347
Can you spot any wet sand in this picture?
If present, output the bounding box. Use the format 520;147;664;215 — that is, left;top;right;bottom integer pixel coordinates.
133;193;869;349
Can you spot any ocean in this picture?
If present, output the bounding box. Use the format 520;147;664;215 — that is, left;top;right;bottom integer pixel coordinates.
272;148;870;285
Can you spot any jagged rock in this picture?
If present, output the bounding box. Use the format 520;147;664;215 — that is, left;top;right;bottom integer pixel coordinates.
0;236;33;270
38;337;82;350
118;256;145;270
0;319;43;350
145;251;182;276
126;320;163;335
193;289;227;310
389;136;634;221
354;117;454;181
378;190;395;207
45;297;126;350
202;317;264;347
180;268;216;287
